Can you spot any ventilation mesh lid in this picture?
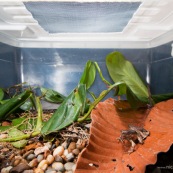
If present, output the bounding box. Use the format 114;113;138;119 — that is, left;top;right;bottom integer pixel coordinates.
24;1;141;33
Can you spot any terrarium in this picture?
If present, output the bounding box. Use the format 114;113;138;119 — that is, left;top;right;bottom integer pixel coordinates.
0;1;173;173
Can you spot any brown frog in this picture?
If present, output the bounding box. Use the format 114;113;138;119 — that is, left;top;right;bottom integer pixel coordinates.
118;125;150;153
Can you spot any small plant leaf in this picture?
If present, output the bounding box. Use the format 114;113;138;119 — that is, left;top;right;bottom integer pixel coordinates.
79;60;96;89
41;84;87;135
41;87;66;104
0;88;4;101
106;52;149;104
9;127;25;136
9;128;28;148
11;140;28;149
0;90;32;120
0;126;11;132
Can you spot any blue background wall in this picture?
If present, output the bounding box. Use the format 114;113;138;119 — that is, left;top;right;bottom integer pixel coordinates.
0;42;21;88
150;43;173;94
0;42;172;97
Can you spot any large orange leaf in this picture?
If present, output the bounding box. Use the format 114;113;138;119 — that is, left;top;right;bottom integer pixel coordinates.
75;98;173;173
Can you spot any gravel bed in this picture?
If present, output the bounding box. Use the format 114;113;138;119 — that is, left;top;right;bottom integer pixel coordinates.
0;122;90;173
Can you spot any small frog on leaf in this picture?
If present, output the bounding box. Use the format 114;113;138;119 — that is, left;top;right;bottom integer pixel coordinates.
118;125;150;154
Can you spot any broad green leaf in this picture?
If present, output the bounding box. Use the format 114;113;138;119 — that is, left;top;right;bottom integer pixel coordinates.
41;87;66;103
126;87;148;109
79;61;96;89
0;99;9;104
9;128;27;148
106;52;149;104
152;93;173;103
11;140;28;148
0;90;32;120
0;88;4;101
41;84;86;135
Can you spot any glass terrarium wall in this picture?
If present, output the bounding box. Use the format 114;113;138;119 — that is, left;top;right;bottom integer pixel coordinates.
0;42;21;88
20;47;150;97
20;42;173;97
0;41;173;97
150;42;173;95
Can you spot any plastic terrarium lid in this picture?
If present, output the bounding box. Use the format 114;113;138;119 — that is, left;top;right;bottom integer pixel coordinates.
0;0;172;48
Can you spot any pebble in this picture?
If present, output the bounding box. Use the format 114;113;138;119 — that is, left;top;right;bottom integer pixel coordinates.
52;162;65;172
28;158;38;168
44;142;52;149
46;171;57;173
45;167;56;173
54;155;63;163
1;166;13;173
34;167;44;173
63;149;69;156
65;171;73;173
46;154;54;165
65;153;74;162
53;146;64;157
37;154;44;162
34;146;49;156
68;142;76;153
72;149;80;155
61;141;68;149
27;154;35;161
23;150;34;159
37;159;48;171
64;162;75;171
44;149;51;159
72;164;76;172
23;170;34;173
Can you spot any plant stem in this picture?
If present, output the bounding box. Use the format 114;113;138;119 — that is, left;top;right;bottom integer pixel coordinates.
35;96;43;131
0;131;40;142
78;83;122;122
94;62;112;86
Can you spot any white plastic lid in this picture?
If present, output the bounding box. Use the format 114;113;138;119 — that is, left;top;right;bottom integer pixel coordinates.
0;0;173;48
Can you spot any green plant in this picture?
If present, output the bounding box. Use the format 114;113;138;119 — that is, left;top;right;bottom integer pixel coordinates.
1;51;173;147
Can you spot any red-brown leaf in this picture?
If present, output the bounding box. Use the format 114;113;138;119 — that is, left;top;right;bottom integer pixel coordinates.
75;98;173;173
